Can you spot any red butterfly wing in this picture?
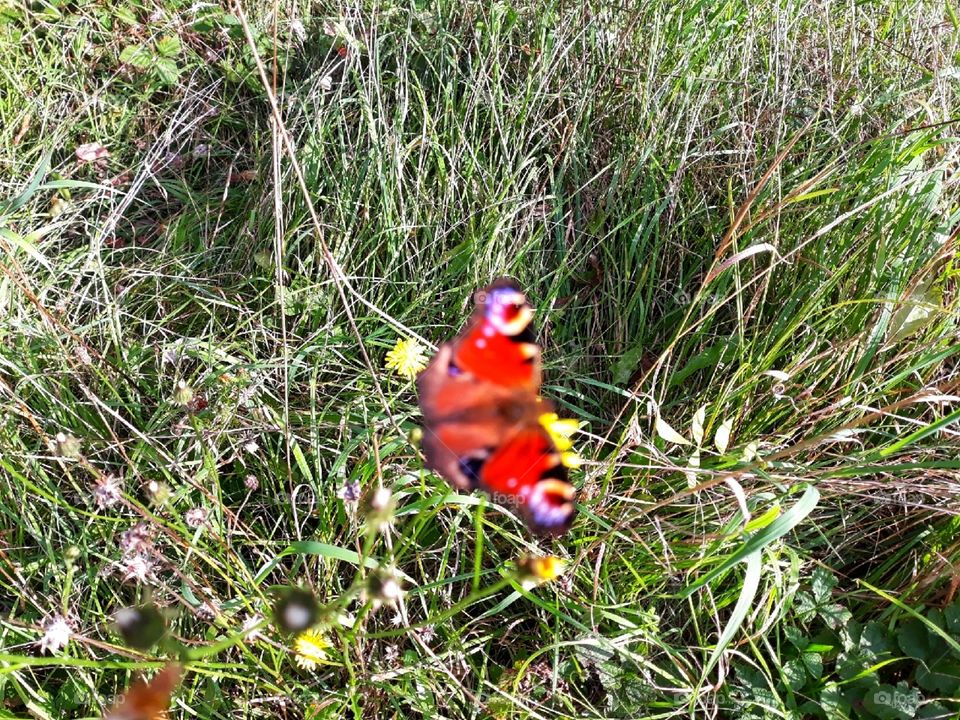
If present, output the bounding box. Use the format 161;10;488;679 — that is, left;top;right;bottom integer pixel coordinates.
417;279;577;535
479;427;575;535
449;279;540;391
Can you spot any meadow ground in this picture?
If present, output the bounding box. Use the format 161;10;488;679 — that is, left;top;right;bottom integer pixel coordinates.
1;1;959;718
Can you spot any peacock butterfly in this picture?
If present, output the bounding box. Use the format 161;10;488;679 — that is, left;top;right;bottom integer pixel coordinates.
103;663;181;720
417;279;577;535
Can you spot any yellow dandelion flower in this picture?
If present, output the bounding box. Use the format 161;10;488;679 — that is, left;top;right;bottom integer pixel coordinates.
384;338;428;380
561;451;583;468
517;554;567;590
293;628;329;671
538;412;580;452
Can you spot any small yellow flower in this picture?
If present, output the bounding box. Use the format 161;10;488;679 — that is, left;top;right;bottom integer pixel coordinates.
384;338;428;380
538;412;580;452
293;628;329;670
517;554;567;590
561;451;583;468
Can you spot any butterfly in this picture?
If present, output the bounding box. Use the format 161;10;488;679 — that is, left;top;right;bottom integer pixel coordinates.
417;279;577;535
104;663;181;720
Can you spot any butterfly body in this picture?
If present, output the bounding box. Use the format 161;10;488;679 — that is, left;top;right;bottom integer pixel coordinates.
417;279;576;535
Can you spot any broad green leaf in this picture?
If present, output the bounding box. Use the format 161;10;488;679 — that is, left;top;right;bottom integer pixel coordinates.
811;567;837;602
155;57;181;85
861;683;919;720
917;660;960;694
783;624;805;649
115;6;138;25
782;657;806;690
820;603;852;629
156;35;181;57
801;652;823;680
120;43;153;68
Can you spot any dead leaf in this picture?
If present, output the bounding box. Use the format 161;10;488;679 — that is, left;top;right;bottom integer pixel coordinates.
75;142;110;162
230;169;257;184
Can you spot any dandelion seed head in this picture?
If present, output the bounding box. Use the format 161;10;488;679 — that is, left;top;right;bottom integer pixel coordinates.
120;523;155;556
184;507;208;528
242;613;264;643
39;615;72;655
93;474;122;509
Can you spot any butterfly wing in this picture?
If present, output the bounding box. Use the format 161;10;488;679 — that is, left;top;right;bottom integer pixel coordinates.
104;664;181;720
448;278;541;391
418;279;544;492
418;280;576;533
478;426;576;535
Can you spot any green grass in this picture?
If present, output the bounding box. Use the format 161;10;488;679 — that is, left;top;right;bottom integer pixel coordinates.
1;1;959;718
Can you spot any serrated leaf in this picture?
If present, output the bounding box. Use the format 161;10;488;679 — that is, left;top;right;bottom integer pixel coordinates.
655;416;690;446
819;684;846;717
154;57;181;85
783;624;805;649
156;35;181;57
691;405;706;445
115;6;138;25
119;43;153;68
794;591;817;623
820;603;852;630
811;567;837;602
714;417;733;454
782;657;807;691
801;652;823;680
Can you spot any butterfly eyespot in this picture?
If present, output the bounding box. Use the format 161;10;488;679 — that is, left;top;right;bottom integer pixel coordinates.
526;479;576;534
